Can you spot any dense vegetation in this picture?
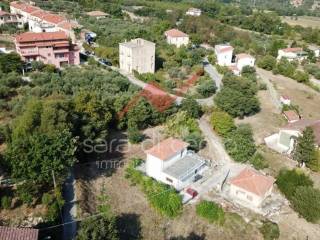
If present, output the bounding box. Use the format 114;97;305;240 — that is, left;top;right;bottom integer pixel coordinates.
276;169;320;222
164;111;205;151
259;220;280;240
215;73;260;118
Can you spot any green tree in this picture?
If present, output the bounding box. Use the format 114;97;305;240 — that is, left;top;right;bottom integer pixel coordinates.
293;70;309;83
5;129;76;185
292;186;320;222
276;169;313;200
77;216;119;240
210;109;236;137
293;127;317;167
0;53;23;73
257;55;277;71
180;97;202;118
225;124;256;162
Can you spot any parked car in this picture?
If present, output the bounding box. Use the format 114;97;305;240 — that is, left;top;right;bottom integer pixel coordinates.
180;188;198;204
98;58;112;66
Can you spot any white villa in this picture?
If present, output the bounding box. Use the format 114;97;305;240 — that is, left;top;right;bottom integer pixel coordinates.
264;120;320;154
145;138;206;190
186;8;202;16
229;168;275;207
164;29;189;48
235;53;255;71
215;44;234;66
277;47;307;62
119;38;155;74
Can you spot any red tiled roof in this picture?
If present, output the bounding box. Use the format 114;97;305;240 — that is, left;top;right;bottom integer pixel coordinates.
236;53;254;60
16;31;68;43
145;137;189;161
10;1;40;14
230;168;275;197
58;21;79;31
165;29;188;38
283;110;300;122
282;47;303;53
42;13;66;24
216;45;234;54
0;226;39;240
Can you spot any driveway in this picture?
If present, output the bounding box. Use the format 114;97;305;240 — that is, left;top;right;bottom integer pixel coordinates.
256;68;282;112
62;169;77;240
203;57;223;91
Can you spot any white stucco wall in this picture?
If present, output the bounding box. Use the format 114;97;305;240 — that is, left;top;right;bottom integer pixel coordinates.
229;184;273;207
215;50;233;66
119;39;155;74
236;57;255;71
166;36;189;48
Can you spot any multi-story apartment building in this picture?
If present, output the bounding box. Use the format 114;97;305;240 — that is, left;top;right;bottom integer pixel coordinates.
119;38;155;74
15;31;80;68
10;1;79;42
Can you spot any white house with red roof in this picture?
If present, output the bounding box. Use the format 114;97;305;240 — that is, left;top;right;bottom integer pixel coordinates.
145;137;206;190
229;168;275;207
214;44;234;66
235;53;255;71
277;47;307;62
164;29;189;47
164;29;189;48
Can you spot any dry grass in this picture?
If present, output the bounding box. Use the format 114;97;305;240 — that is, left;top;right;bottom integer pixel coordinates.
281;16;320;28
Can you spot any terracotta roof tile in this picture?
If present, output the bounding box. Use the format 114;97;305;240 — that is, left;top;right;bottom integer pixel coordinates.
16;31;68;43
236;53;254;60
10;1;40;14
0;226;39;240
282;47;303;53
145;137;189;161
165;29;188;38
230;168;275;197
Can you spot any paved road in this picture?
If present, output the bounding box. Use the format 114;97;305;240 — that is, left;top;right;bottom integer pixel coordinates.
256;67;282;112
62;169;77;240
203;57;223;91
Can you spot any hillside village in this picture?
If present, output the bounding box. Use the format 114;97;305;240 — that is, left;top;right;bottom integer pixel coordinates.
0;0;320;240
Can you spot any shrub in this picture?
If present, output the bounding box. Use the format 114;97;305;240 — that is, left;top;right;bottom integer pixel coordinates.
183;132;206;152
196;81;217;97
291;186;320;222
293;70;309;83
42;193;54;206
276;169;313;200
1;196;12;209
259;83;267;90
180;97;202;118
196;200;225;225
259;220;280;240
210;109;236;137
225;124;256;162
250;152;268;170
257;55;277;71
127;126;144;144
